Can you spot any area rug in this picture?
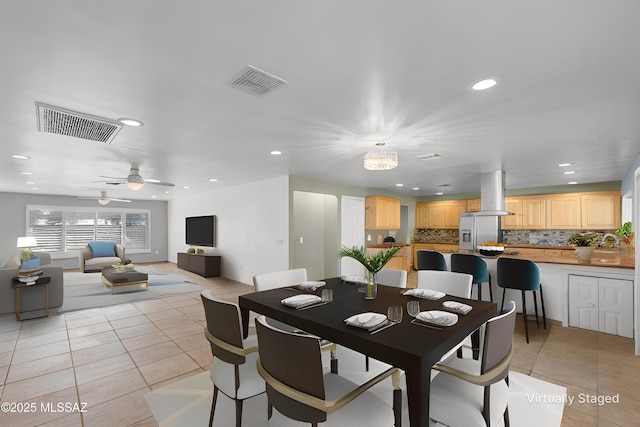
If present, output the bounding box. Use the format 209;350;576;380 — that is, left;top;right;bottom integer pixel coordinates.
145;346;565;427
59;268;202;313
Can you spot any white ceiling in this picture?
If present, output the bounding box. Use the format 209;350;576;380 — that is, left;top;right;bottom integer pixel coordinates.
1;1;639;202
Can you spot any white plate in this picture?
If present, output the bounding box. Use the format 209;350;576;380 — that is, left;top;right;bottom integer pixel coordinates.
341;276;367;285
297;281;326;290
416;310;458;327
344;312;387;329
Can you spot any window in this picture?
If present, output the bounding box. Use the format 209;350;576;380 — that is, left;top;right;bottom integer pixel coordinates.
26;205;151;254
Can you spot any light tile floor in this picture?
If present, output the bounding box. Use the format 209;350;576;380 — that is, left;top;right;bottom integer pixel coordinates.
0;264;638;426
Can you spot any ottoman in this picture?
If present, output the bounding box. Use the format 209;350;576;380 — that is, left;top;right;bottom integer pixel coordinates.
101;267;148;294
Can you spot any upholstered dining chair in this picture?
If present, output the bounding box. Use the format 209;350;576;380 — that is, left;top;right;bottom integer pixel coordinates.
416;250;447;271
497;258;546;343
255;315;403;427
417;270;474;360
376;268;408;289
253;268;338;374
200;290;266;427
429;301;516;427
416;270;473;298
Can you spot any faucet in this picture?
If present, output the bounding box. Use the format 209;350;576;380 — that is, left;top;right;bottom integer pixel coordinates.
602;233;620;247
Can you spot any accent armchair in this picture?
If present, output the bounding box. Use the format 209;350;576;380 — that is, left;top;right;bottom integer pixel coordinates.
80;242;125;272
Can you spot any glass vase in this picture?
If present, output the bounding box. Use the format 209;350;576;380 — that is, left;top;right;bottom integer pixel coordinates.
365;271;377;299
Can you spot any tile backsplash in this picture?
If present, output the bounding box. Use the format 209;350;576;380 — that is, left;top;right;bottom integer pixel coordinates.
414;228;615;246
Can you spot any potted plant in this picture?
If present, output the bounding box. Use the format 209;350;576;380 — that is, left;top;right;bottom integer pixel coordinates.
615;221;634;246
567;232;600;262
338;245;402;299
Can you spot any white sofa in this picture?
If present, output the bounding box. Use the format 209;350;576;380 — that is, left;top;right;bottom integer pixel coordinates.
80;243;126;272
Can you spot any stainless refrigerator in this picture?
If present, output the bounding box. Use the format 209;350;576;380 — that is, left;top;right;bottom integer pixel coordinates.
459;213;501;251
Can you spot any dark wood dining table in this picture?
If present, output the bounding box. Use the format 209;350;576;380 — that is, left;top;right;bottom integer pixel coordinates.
239;277;497;427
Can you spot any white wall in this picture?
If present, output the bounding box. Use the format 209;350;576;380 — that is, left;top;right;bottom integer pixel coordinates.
167;176;289;285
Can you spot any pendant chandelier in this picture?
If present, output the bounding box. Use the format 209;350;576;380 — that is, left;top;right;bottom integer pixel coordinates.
364;151;398;170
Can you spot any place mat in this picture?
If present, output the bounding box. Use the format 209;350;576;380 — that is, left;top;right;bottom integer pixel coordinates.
442;301;472;315
281;294;321;308
403;288;445;300
344;312;388;330
415;310;458;327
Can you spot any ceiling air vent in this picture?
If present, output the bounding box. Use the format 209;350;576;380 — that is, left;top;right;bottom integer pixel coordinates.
35;102;123;143
416;153;443;160
227;65;287;97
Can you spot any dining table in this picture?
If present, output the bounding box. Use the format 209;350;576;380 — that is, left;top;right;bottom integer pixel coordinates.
239;277;497;427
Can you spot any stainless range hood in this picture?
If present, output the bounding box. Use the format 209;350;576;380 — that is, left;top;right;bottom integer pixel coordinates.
472;170;513;216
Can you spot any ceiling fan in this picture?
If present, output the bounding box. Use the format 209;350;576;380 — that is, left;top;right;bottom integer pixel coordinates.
97;167;175;191
78;191;131;205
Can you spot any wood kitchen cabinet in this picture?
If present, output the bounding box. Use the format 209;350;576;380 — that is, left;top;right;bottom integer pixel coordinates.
500;197;545;230
415;200;466;229
465;198;481;212
580;192;621;230
546;195;582;229
365;196;401;229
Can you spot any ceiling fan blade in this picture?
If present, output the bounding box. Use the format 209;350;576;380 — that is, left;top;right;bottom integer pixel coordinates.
109;198;131;203
147;181;175;187
98;175;127;180
78;197;99;200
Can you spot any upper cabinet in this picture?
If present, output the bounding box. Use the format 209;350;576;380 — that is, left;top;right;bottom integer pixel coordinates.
503;197;546;230
415;200;466;229
580;193;621;230
465;198;481;212
546;195;582;229
365;196;401;229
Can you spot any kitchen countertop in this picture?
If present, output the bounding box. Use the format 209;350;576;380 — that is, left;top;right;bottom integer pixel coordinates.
460;248;635;269
367;243;410;248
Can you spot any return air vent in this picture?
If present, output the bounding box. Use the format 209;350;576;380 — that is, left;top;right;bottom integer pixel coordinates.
416;153;443;160
227;65;288;97
35;102;122;143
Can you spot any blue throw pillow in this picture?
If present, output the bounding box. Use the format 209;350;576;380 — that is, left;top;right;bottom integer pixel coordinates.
88;241;116;257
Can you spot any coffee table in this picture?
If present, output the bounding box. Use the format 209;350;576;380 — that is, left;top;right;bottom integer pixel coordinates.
101;267;148;294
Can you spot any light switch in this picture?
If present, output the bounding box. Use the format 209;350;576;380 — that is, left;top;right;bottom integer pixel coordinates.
299;237;304;244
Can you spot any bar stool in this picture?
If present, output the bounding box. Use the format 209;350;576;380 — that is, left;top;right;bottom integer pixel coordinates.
416;250;447;271
451;253;493;302
497;258;546;343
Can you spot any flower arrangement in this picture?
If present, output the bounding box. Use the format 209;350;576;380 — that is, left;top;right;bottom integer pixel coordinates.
567;232;600;247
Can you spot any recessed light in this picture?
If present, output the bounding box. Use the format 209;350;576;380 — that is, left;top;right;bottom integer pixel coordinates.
270;151;282;155
20;171;32;175
118;118;143;127
471;78;498;91
165;191;171;194
208;178;218;182
31;187;38;190
183;186;190;189
151;195;157;199
412;187;420;191
563;171;576;175
436;192;444;195
558;163;574;167
395;184;404;187
568;181;578;185
12;154;30;160
25;181;35;185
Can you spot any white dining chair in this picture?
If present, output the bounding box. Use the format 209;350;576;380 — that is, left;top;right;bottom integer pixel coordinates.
253;268;338;374
417;270;474;361
376;268;408;288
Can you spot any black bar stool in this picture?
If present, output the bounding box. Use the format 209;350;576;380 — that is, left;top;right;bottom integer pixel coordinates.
416;250;447;271
497;258;546;343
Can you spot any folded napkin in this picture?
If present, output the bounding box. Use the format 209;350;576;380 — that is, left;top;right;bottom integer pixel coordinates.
344;312;388;330
442;301;473;315
403;288;446;300
297;280;326;290
281;294;322;308
416;310;458;327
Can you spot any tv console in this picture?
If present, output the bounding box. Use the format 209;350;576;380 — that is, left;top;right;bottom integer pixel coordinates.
177;253;221;278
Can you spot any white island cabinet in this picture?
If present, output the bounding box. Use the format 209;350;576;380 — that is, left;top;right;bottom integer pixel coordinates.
568;274;633;338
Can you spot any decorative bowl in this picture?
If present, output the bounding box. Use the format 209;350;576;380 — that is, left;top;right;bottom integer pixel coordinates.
477;246;505;257
18;276;38;283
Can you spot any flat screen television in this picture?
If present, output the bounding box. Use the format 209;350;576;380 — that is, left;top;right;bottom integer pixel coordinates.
185;215;216;247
